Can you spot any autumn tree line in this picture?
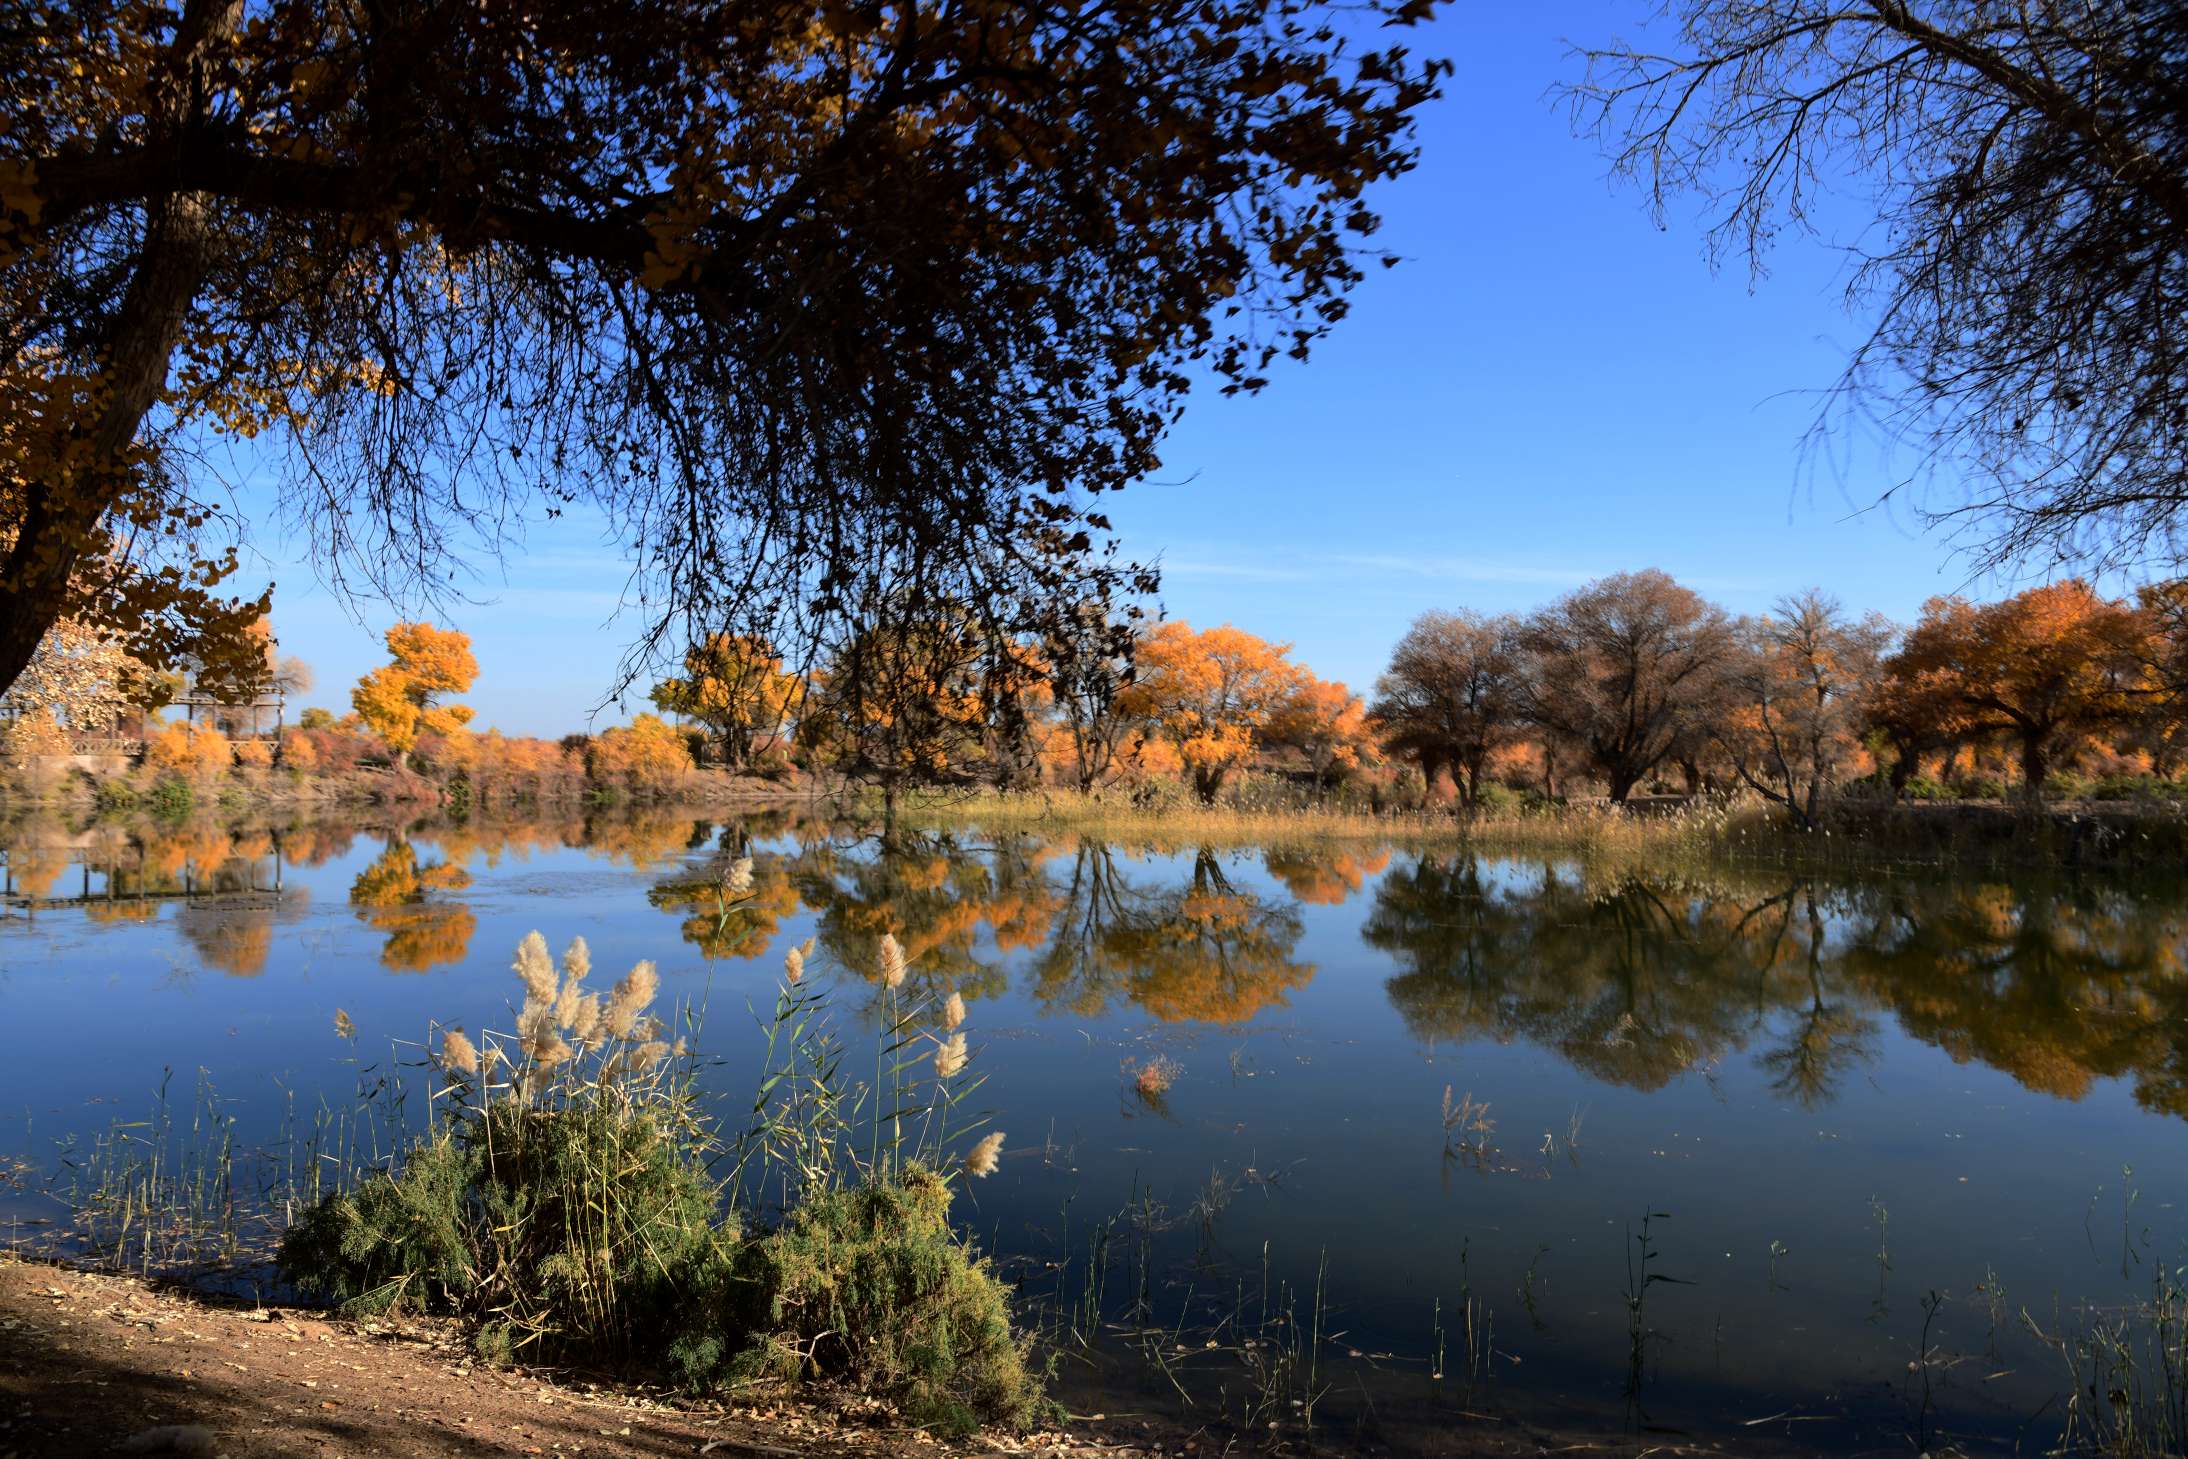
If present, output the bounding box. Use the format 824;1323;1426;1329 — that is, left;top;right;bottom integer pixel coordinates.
764;569;2188;824
8;568;2188;823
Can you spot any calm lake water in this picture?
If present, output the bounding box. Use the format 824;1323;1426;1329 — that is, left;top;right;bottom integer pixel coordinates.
6;807;2188;1453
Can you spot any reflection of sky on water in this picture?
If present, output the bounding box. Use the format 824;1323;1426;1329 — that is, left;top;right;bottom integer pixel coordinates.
6;810;2188;1451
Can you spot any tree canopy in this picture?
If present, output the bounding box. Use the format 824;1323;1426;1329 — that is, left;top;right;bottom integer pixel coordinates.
1570;2;2188;571
0;0;1447;703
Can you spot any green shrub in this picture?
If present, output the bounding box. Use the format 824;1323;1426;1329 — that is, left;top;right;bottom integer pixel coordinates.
1470;781;1522;815
1949;775;2009;800
91;777;139;814
2090;774;2187;802
1901;776;1952;801
144;774;195;819
688;1169;1048;1435
278;927;1040;1434
280;1101;726;1362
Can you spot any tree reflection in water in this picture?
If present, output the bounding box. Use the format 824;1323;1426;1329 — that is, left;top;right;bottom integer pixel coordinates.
1365;852;2188;1115
348;839;476;973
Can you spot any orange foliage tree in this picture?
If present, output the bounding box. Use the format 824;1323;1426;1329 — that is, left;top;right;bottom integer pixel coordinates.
1116;621;1301;803
1265;671;1373;789
648;634;801;770
145;720;232;780
1880;582;2150;797
587;714;695;798
350;623;477;769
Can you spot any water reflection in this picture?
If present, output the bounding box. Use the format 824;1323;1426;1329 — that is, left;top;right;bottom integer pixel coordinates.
9;810;2188;1123
1034;844;1313;1023
1362;852;2188;1113
349;839;477;973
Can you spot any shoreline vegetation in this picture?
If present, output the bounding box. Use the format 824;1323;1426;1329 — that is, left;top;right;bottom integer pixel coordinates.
9;767;2188;874
901;785;2188;870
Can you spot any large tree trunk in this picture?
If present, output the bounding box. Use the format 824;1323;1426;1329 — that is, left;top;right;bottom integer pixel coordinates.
2019;733;2049;803
0;4;227;696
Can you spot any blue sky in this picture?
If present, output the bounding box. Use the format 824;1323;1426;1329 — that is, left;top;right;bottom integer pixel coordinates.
241;5;2040;736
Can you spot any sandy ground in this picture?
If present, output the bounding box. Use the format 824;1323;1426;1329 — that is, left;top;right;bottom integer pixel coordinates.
0;1257;1077;1459
0;1258;1796;1459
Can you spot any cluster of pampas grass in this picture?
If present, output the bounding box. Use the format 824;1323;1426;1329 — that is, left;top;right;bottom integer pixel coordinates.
272;848;1041;1431
431;931;689;1114
734;921;1007;1211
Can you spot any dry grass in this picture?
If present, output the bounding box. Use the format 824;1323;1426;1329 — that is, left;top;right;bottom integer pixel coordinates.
1126;1056;1182;1100
898;787;1465;848
903;784;2188;871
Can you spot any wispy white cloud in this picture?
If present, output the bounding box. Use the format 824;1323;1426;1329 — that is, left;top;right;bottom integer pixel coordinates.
1160;557;1318;584
1325;553;1596;587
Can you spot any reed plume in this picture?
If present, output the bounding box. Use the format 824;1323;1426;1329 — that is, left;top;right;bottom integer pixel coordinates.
332;1008;356;1041
553;936;592;1029
941;992;966;1032
964;1131;1005;1178
513;931;557;1006
567;993;602;1044
725;856;755;898
602;960;660;1039
878;932;906;989
784;944;805;984
439;1028;481;1075
933;1032;968;1080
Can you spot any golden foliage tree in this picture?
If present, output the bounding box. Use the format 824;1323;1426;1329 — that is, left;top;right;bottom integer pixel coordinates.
350;622;477;768
144;720;232;780
648;635;801;771
587;715;695;798
1881;582;2149;797
1116;621;1302;804
1265;672;1373;789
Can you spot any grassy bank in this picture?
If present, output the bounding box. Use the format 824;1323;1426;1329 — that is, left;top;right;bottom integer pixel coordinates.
901;785;2188;870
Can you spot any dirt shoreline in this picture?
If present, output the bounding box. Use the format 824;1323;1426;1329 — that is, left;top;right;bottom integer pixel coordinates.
0;1258;1793;1459
0;1257;1076;1459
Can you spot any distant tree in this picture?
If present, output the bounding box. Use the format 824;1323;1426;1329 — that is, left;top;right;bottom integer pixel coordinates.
1519;570;1736;804
1043;603;1143;793
1116;621;1302;804
351;623;478;769
1713;590;1893;827
1881;582;2149;798
798;605;996;828
1267;672;1373;790
1369;611;1524;806
1570;3;2188;573
0;0;1446;706
587;715;695;798
2132;582;2188;776
648;634;801;771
